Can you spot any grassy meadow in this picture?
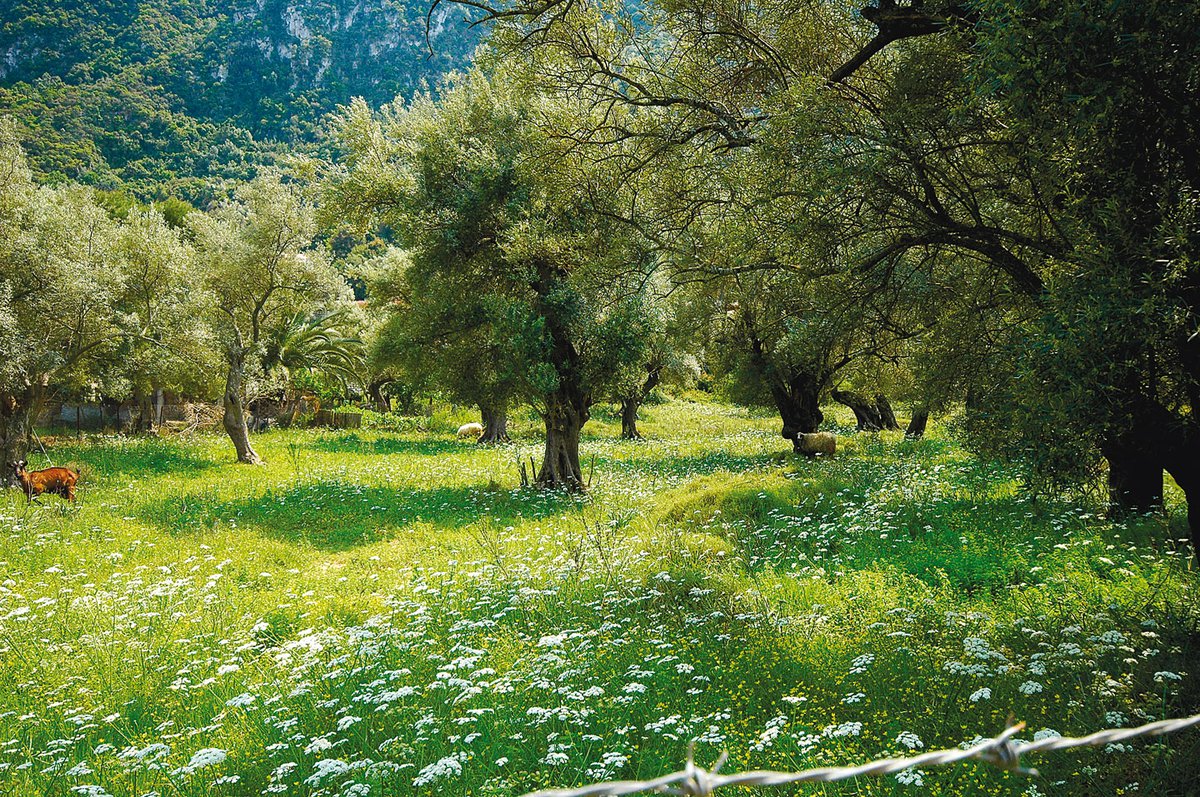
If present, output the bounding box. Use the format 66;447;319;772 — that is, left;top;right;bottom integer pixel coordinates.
1;399;1197;796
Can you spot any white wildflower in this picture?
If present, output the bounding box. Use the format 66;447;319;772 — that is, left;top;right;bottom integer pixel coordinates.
823;722;863;738
305;758;350;787
412;754;464;786
70;787;112;797
175;748;226;775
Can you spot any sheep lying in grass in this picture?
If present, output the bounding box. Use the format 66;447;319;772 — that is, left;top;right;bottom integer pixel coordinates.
796;431;836;457
457;422;484;439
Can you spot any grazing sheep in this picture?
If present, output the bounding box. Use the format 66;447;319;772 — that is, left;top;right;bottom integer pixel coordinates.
457;422;484;439
796;431;836;457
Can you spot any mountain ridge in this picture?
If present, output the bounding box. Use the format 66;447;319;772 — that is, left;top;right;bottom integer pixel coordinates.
0;1;480;200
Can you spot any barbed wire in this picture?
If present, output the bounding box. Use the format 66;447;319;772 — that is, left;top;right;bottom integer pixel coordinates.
520;713;1200;797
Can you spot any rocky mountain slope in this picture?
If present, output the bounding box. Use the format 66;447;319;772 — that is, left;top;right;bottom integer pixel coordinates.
0;1;479;199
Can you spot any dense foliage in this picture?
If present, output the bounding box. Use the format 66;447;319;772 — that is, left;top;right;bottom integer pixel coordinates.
0;0;479;199
447;0;1200;549
2;3;1200;792
328;68;658;486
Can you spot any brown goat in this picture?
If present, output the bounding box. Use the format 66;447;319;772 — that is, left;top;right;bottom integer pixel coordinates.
9;460;78;502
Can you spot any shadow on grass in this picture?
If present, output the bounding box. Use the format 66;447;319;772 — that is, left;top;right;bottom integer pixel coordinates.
139;480;580;550
592;449;779;481
38;437;218;477
304;433;469;457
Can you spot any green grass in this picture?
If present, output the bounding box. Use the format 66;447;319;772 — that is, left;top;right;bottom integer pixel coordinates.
1;400;1197;796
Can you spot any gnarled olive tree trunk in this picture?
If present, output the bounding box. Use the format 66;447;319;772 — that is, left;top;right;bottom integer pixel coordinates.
478;401;511;444
905;406;930;439
832;388;885;431
132;388;160;434
876;394;901;430
368;378;391;414
1177;468;1200;563
538;389;588;489
619;398;642;440
1;386;39;486
744;327;825;452
1104;440;1163;516
223;344;262;465
531;261;590;491
619;365;662;441
1104;395;1200;561
770;378;824;453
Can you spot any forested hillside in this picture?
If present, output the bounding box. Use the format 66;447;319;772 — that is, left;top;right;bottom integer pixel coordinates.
0;0;478;199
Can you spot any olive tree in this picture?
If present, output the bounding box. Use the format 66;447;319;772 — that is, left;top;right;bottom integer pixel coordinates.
358;246;525;443
329;68;653;487
0;116;225;466
446;0;1200;545
191;172;349;464
0;119;129;477
106;208;217;431
611;290;700;440
957;0;1200;546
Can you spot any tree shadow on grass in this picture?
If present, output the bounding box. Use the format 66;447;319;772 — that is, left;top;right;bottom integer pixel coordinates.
41;438;218;478
591;449;779;482
304;433;470;458
139;480;581;550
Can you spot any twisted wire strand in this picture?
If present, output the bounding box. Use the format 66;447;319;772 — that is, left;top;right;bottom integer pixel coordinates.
519;713;1200;797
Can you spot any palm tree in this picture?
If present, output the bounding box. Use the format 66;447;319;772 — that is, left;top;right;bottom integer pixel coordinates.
261;310;366;423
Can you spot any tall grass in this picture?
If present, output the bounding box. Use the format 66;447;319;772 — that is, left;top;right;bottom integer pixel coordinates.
0;400;1196;796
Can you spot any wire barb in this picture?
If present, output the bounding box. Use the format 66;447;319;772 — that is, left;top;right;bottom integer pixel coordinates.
518;713;1200;797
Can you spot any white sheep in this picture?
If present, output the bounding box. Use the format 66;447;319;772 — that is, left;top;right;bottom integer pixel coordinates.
796;431;836;457
457;422;484;439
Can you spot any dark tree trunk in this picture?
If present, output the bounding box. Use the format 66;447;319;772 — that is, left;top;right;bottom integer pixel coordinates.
875;394;901;430
133;389;155;434
153;388;165;429
619;364;662;441
965;386;981;413
1103;394;1199;560
1160;449;1200;562
832;389;884;431
1159;430;1200;562
537;391;588;490
1105;445;1164;516
905;407;930;439
1178;473;1200;562
223;348;262;465
101;396;121;432
478;401;511;444
368;379;391;414
743;326;824;451
1;388;36;487
771;378;824;453
530;257;591;490
620;397;642;440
